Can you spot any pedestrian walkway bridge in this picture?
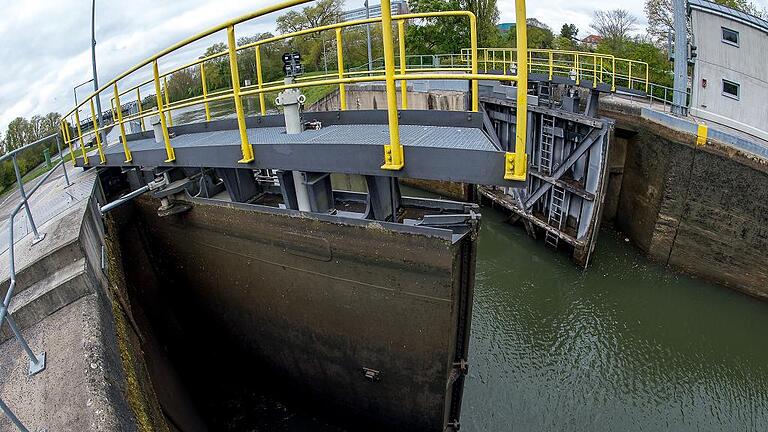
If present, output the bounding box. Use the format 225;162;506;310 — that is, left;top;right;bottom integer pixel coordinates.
59;0;657;187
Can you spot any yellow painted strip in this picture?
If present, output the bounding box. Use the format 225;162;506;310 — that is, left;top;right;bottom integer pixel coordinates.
136;88;145;132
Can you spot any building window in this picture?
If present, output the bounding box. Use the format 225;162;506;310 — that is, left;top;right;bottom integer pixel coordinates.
722;79;740;100
722;27;739;46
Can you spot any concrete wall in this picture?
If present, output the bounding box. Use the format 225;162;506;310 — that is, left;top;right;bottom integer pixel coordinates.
603;106;768;299
690;8;768;141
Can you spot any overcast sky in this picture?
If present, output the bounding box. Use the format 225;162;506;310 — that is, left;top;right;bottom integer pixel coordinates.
1;0;766;133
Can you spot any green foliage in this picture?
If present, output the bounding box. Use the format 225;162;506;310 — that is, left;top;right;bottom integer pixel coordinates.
560;24;578;41
500;20;555;49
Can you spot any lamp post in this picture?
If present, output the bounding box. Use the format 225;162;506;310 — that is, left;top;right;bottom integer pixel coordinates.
91;0;104;130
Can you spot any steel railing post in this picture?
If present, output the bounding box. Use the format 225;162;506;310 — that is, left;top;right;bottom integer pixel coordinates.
12;155;43;243
163;76;173;127
227;25;254;164
469;14;478;112
336;27;347;110
56;135;71;187
88;98;106;164
152;60;176;163
0;397;29;432
254;47;266;116
4;315;45;376
136;88;145;132
379;0;404;171
200;62;212;121
73;109;89;165
113;83;132;163
505;0;528;181
397;20;407;109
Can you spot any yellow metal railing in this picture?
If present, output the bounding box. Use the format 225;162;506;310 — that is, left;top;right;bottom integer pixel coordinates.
62;0;531;181
462;47;650;94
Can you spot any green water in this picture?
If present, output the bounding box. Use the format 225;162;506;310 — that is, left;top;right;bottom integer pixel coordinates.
462;208;768;431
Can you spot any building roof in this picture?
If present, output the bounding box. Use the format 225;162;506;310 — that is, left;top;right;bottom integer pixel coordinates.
688;0;768;35
581;35;602;43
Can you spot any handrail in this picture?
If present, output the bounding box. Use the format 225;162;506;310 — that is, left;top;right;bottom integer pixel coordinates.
0;132;71;432
61;0;531;181
463;47;650;94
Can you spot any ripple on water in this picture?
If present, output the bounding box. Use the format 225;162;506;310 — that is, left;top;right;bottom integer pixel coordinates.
463;209;768;432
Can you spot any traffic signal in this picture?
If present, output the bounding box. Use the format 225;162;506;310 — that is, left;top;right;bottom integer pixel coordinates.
283;51;303;77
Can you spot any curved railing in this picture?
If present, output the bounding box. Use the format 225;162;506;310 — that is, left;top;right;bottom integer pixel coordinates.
461;47;650;94
61;0;532;181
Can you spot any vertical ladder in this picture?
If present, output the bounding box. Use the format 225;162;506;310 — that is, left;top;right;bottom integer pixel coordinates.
537;82;552;107
545;185;567;248
539;115;556;175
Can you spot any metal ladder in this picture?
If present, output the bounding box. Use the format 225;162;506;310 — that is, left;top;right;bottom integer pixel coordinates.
537;82;552;107
545;185;567;248
539;115;556;175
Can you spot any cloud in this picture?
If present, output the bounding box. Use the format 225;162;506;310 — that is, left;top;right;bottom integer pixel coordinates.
2;0;767;133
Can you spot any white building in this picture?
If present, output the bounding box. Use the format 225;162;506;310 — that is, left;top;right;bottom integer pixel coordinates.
688;0;768;142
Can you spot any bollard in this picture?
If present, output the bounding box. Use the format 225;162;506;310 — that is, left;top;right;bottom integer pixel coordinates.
43;149;52;169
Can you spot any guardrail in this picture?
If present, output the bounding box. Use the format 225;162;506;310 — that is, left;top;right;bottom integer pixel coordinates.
60;0;532;181
461;47;650;94
0;133;71;432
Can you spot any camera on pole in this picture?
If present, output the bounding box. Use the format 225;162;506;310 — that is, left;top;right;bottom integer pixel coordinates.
282;52;303;77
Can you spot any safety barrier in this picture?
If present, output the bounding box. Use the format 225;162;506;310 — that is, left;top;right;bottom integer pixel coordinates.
61;0;531;181
462;47;650;94
0;134;72;432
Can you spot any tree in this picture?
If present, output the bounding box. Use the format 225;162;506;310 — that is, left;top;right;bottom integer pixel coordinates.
276;0;344;71
645;0;767;42
503;19;555;49
559;23;578;41
4;117;34;152
459;0;501;47
407;0;469;54
591;9;637;41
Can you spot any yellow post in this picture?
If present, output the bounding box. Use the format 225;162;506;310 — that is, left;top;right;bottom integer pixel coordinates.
163;76;173;127
89;98;106;164
200;62;212;121
696;123;708;146
505;0;528;181
611;57;616;92
600;57;604;84
136;88;145;132
227;25;254;163
469;14;478;112
592;54;597;88
113;84;132;163
380;0;403;171
397;20;407;109
484;49;488;72
645;64;649;93
60;121;76;165
573;53;580;85
548;50;553;80
74;109;88;165
153;60;176;162
629;62;633;89
502;50;507;76
336;27;347;110
255;46;266;115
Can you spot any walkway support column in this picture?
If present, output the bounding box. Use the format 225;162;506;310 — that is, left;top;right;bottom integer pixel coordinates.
505;0;528;181
380;0;404;171
227;25;254;164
